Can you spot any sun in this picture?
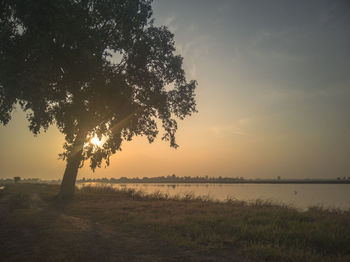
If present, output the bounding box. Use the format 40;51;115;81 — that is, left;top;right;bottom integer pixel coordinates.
90;134;102;146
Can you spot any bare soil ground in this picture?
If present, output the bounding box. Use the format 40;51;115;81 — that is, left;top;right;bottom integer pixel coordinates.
0;184;244;262
1;183;349;262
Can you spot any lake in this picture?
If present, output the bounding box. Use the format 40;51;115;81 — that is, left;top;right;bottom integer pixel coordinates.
79;183;350;211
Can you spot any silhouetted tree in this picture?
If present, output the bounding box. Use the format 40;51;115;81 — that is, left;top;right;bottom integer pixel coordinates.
0;0;197;198
14;176;21;183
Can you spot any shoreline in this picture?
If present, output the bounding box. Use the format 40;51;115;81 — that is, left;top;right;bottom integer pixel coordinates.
1;183;349;262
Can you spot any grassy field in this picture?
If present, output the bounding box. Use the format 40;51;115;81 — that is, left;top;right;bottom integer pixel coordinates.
0;183;349;262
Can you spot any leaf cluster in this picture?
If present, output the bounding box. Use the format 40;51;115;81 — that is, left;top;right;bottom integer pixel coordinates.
0;0;197;170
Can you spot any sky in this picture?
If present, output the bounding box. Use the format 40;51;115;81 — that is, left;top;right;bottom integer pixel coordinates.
1;0;350;180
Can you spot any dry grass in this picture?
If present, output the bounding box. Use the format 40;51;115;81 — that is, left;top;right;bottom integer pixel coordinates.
1;183;349;262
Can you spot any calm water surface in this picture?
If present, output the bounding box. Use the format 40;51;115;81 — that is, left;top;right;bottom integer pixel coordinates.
81;183;350;210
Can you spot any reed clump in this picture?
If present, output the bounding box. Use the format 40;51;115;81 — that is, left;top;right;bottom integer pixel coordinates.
1;183;349;262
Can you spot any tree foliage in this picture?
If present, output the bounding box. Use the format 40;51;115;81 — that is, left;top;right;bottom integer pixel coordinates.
0;0;197;171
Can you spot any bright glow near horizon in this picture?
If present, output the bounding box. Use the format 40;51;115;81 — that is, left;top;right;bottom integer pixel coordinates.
0;1;349;180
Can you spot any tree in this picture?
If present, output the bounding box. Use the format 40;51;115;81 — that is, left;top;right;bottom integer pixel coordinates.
0;0;197;199
14;176;21;183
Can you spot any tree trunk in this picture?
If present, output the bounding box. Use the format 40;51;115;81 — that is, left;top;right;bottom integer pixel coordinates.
58;137;84;199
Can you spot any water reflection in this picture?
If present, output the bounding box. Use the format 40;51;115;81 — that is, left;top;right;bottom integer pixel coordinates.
79;183;350;210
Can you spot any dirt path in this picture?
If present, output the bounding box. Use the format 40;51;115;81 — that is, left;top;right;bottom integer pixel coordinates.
0;192;244;262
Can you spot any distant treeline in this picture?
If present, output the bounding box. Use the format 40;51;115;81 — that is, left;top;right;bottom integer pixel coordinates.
77;175;350;184
1;175;350;184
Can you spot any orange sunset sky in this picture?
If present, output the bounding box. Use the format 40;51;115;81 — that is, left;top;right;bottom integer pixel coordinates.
1;0;349;180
